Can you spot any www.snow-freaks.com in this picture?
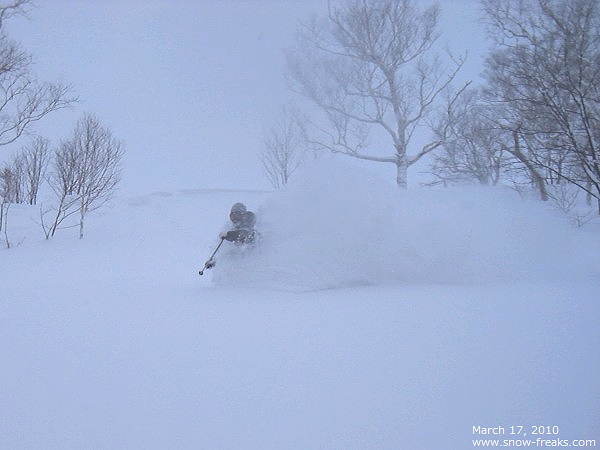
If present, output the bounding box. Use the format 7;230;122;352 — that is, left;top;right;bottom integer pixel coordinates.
471;426;596;447
472;437;596;447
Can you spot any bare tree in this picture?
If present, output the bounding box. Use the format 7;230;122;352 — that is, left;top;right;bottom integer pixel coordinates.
0;152;24;202
21;135;50;204
0;0;76;148
0;160;19;246
72;114;123;238
0;138;48;207
43;113;124;239
43;137;79;238
0;165;13;202
260;105;308;189
431;89;508;186
285;0;468;187
482;0;600;212
0;165;13;234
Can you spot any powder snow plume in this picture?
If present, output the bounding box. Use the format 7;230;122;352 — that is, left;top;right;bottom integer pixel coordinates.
212;159;596;291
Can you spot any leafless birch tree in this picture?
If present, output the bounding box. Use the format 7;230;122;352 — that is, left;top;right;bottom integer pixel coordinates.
43;114;123;239
430;89;507;186
482;0;600;212
285;0;468;187
260;105;308;189
20;136;50;204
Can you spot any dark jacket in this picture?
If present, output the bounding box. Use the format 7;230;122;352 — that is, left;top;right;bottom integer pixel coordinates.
223;210;256;244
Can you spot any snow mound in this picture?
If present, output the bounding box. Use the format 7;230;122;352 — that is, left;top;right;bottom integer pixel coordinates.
213;159;595;291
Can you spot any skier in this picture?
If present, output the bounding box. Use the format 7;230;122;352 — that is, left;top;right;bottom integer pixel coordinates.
201;202;256;273
219;202;257;244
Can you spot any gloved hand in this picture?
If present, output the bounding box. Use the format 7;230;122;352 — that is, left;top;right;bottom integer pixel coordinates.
205;258;215;269
219;231;229;240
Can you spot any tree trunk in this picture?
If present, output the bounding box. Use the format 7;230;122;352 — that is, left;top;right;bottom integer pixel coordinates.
396;156;408;189
511;130;548;201
79;205;85;239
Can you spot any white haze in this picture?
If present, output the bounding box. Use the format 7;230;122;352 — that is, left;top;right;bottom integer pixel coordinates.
2;0;486;195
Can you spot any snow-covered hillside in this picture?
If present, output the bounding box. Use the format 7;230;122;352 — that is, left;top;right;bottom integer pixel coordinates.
1;161;599;449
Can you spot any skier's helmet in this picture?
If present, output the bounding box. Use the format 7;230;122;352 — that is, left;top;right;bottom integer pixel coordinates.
230;202;247;223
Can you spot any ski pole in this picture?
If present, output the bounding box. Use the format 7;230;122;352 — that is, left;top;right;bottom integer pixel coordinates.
199;237;225;275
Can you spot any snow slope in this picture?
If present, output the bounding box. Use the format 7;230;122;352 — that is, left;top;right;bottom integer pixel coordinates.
1;161;599;449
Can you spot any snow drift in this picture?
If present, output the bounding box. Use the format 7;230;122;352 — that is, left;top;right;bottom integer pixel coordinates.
212;159;594;291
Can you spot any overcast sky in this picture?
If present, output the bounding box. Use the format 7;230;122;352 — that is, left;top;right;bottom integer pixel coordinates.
4;0;486;195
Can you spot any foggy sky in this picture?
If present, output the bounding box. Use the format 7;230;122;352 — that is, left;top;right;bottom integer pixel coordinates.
4;0;485;195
